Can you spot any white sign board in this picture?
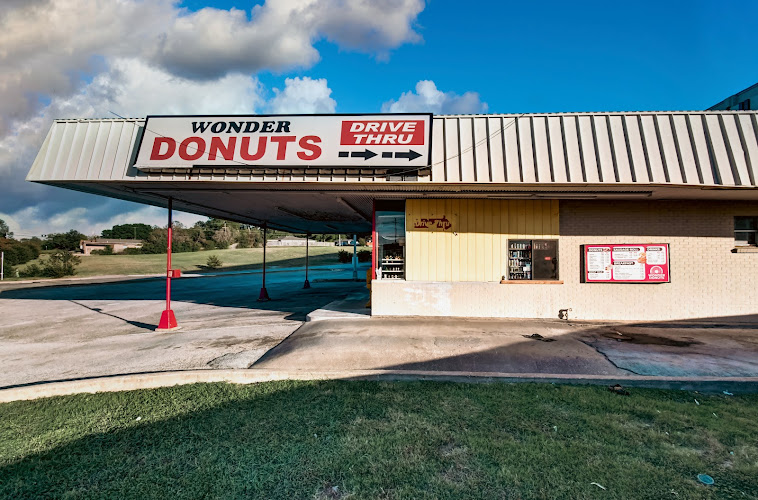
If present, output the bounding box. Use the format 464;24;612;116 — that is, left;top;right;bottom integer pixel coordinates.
135;114;432;169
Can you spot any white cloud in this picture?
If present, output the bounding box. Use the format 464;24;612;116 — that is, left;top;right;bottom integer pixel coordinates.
0;0;177;135
0;56;263;179
0;57;265;237
381;80;488;114
79;57;265;118
0;0;424;237
151;0;425;79
0;0;424;133
267;77;337;114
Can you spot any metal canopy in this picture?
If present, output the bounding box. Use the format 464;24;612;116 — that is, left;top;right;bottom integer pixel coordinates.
26;112;758;233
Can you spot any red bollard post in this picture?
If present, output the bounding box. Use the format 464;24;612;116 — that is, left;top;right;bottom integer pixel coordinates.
258;224;270;301
157;198;179;330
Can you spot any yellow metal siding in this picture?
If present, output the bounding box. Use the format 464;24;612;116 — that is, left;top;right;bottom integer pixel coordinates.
406;199;559;282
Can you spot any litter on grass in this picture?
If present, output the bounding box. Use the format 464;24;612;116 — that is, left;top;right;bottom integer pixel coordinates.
608;384;630;396
590;482;606;490
697;474;714;485
723;391;734;396
694;399;700;405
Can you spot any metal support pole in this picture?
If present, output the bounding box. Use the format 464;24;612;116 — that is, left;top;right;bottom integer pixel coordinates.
1;251;4;281
352;233;358;281
157;198;179;330
303;233;311;289
258;224;270;301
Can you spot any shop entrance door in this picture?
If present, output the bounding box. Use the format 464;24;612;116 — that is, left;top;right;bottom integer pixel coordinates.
532;240;558;280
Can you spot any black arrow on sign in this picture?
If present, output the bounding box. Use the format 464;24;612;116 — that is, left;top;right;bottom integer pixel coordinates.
350;149;377;160
394;149;422;161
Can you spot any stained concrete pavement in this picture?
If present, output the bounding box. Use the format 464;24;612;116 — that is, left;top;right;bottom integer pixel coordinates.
0;265;369;387
254;299;758;378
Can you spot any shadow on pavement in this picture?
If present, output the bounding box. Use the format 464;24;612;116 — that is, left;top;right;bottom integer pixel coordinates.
70;300;157;331
253;314;758;378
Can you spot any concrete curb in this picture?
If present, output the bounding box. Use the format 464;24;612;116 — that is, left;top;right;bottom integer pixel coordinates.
306;292;371;322
2;369;756;403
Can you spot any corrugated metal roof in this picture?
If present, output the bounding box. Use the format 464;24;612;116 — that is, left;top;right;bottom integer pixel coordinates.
27;112;758;188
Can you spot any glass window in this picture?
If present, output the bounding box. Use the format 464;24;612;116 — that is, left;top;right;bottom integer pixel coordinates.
507;239;559;280
376;201;406;279
735;216;757;246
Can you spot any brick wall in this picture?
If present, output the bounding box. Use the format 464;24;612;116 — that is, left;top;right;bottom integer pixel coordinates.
372;199;758;321
558;200;758;320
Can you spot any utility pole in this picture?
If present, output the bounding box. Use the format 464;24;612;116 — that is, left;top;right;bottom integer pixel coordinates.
1;251;4;281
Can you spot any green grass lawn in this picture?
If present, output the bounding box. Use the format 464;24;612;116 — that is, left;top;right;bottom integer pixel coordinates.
1;381;755;499
13;246;353;279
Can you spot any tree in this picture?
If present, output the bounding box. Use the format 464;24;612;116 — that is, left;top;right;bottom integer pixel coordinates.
42;250;81;278
44;230;87;251
0;219;12;239
212;226;237;249
193;218;241;241
236;227;263;248
0;238;40;265
206;255;223;269
101;223;153;240
140;224;203;254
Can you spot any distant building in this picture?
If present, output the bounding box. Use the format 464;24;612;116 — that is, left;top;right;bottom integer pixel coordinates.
708;82;757;111
80;239;143;255
266;236;332;247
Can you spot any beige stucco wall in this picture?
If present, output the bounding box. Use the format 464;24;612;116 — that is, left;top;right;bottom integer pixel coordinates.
372;200;758;321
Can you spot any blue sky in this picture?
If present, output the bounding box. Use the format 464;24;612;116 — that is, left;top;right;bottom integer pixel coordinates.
1;0;756;236
185;0;758;113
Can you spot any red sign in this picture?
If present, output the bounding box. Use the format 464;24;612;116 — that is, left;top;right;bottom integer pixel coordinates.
135;114;431;169
340;120;425;146
583;244;670;283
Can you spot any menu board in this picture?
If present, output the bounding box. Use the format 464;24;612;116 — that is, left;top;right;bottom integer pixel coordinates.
583;244;669;283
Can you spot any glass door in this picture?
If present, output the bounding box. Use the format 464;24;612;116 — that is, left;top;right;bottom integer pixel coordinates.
375;201;406;280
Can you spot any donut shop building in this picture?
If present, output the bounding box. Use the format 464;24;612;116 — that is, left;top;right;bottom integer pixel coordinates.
27;111;758;321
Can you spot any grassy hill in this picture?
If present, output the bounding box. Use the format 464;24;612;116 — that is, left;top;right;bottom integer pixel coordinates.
13;246;353;279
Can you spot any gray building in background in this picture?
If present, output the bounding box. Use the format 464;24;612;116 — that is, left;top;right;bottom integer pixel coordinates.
709;82;757;111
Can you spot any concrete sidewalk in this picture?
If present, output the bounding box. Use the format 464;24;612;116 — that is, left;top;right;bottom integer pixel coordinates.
253;310;758;378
